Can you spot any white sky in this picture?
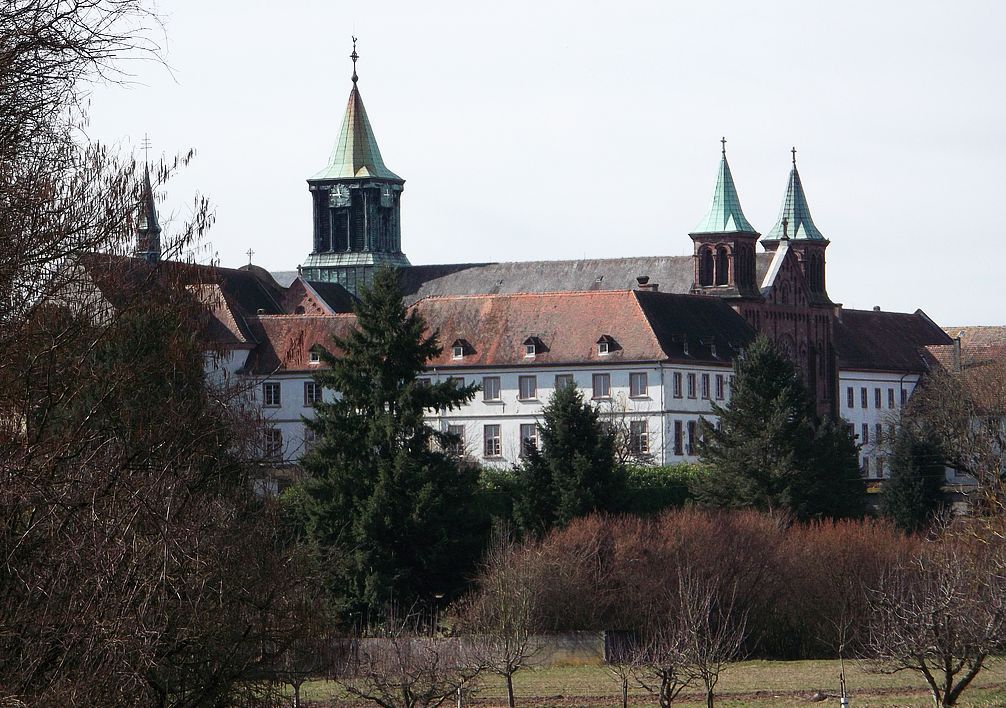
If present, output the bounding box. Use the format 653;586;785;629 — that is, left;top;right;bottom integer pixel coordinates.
89;0;1006;326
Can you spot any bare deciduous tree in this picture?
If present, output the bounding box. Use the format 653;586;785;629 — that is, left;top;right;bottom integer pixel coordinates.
459;529;544;708
865;535;1006;708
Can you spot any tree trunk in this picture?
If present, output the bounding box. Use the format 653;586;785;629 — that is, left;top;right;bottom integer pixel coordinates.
621;677;628;708
506;673;516;708
293;682;301;708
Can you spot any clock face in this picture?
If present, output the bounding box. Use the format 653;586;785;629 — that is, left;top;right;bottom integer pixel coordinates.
328;185;351;208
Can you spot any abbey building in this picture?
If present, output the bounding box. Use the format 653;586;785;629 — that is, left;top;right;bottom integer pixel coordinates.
101;48;969;486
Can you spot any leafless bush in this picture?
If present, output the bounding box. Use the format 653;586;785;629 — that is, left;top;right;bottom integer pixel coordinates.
335;615;481;708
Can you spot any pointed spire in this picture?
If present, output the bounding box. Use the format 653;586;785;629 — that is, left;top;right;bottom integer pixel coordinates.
311;38;401;181
135;161;161;263
764;148;826;241
691;138;757;234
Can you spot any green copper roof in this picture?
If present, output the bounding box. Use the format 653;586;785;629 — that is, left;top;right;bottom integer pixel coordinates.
764;161;826;241
311;83;401;181
691;149;757;234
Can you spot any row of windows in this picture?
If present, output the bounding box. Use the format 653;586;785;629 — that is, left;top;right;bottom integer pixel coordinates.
672;372;730;401
427;372;652;402
845;386;906;410
453;337;619;361
262;381;322;408
474;419;651;459
858;422;895;446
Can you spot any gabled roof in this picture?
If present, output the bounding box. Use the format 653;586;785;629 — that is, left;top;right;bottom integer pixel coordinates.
417;290;754;368
834;308;952;372
243;314;358;375
310;83;401;181
935;326;1006;414
396;255;775;305
78;254;285;348
691;151;758;235
763;160;827;242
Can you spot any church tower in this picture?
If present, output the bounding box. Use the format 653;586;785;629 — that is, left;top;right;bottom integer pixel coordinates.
760;149;831;305
689;139;760;298
300;39;409;295
134;164;161;263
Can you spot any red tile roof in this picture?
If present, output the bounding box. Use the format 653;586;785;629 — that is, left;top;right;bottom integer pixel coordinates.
243;314;357;374
834;308;952;372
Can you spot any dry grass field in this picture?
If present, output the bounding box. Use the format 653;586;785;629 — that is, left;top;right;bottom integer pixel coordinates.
288;658;1006;706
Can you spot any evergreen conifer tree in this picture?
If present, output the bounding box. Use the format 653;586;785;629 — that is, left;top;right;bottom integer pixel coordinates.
879;424;946;532
513;383;623;533
300;267;483;618
693;336;865;519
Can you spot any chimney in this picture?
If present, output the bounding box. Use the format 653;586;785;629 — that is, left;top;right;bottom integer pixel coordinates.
873;305;881;312
953;334;963;373
636;275;659;292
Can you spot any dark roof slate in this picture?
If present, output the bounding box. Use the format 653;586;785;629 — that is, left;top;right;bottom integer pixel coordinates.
397;254;774;304
834;308;952;372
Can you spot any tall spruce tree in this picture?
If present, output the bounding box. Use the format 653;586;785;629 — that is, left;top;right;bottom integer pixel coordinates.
513;383;623;534
880;424;946;532
300;267;482;619
693;336;865;519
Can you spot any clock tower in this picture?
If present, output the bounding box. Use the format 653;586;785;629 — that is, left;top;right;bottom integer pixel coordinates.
301;39;409;296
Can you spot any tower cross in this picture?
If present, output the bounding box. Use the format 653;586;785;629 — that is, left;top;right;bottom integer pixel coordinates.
350;36;359;83
141;133;151;164
721;136;727;155
246;248;255;265
791;146;797;166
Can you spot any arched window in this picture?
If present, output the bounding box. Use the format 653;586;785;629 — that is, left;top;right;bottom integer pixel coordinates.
715;247;730;286
699;248;714;286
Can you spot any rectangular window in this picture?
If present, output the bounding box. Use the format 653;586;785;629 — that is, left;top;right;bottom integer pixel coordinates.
878;455;887;478
447;424;465;455
309;350;321;365
629;420;649;455
901;388;908;405
518;375;537;400
304;381;321;406
860;387;868;409
728;375;734;396
888;388;895;409
876;423;883;445
674;420;683;456
874;388;882;409
686;421;697;454
482;376;501;401
861;423;870;445
701;374;710;400
449;376;466;388
715;374;725;400
555;374;574;390
303;426;317;453
417;377;431;387
264;428;283;460
673;372;683;398
483;424;501;457
592;373;611;399
687;373;697;399
630;372;648;397
263;382;281;407
519;423;538;455
863;457;870;476
847;387;854;409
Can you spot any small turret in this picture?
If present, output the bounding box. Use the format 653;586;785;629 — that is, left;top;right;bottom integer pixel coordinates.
134;163;161;263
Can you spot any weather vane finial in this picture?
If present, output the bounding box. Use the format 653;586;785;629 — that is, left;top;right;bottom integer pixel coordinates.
141;133;151;165
791;146;797;166
721;136;727;156
350;36;359;83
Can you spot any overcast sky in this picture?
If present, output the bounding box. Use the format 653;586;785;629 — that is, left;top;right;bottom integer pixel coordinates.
89;0;1005;326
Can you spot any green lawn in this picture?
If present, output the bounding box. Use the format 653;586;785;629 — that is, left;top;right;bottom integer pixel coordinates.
288;658;1006;706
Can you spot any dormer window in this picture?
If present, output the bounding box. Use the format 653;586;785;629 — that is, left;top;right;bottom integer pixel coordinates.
596;335;617;356
451;339;471;360
522;337;537;359
308;347;322;365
